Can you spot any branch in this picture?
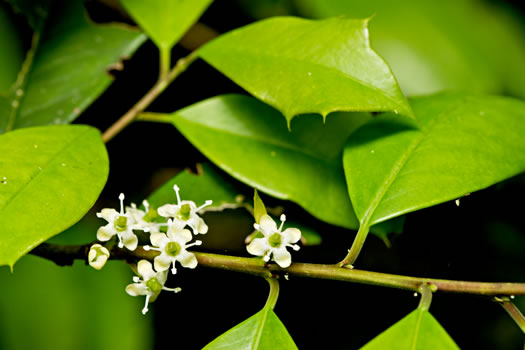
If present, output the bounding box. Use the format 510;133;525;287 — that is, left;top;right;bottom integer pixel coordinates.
101;51;198;143
30;243;525;297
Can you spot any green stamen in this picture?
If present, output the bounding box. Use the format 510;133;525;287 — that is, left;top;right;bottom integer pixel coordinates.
165;242;181;257
143;207;158;222
178;203;191;221
268;232;282;248
146;278;162;294
114;216;127;232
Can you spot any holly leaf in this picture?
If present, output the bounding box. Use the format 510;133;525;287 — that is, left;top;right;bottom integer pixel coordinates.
199;17;413;125
0;0;146;133
344;93;525;228
0;125;109;268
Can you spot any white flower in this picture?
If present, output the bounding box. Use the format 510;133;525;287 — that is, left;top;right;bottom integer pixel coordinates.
96;193;138;250
144;219;201;274
126;200;162;234
157;184;212;235
247;214;301;268
88;244;110;270
126;260;181;315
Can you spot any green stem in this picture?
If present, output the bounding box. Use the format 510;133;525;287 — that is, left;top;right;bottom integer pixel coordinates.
159;47;171;81
264;277;280;310
495;298;525;334
30;243;525;297
339;224;370;267
101;51;198;143
136;112;174;124
417;283;434;311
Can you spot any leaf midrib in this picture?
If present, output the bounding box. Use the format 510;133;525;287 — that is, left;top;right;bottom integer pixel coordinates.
250;307;270;349
360;102;466;226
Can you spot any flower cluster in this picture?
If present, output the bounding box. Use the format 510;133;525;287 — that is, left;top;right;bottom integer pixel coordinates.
91;185;302;314
91;185;211;314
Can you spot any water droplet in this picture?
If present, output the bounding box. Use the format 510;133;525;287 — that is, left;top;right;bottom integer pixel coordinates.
38;167;42;171
455;199;460;206
16;89;24;97
1;177;7;184
370;149;375;154
307;72;312;76
11;100;19;108
393;109;399;114
480;111;485;116
34;144;38;148
61;163;66;167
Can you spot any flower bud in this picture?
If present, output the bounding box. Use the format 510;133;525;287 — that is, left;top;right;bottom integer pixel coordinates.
88;244;110;270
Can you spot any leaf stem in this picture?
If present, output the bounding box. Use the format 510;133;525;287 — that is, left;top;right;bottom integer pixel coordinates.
159;47;171;81
264;277;280;310
101;50;198;143
339;224;370;267
417;283;434;311
30;243;525;297
495;297;525;334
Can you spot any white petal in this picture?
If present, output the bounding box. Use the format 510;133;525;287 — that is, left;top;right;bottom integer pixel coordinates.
272;248;292;268
177;251;198;269
154;255;172;272
97;225;115;241
259;214;277;235
189;216;208;234
122;233;138;251
150;232;167;247
157;204;179;217
246;238;270;257
168;228;192;243
126;283;148;296
281;228;301;244
137;260;155;279
156;270;169;285
99;208;119;222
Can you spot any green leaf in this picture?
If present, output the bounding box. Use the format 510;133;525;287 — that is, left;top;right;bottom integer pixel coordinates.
0;255;152;350
170;94;368;229
344;93;525;227
0;125;109;268
121;0;212;51
361;309;459;349
199;17;413;125
0;0;146;134
203;307;297;349
0;3;25;92
148;163;242;210
296;0;525;98
253;189;267;225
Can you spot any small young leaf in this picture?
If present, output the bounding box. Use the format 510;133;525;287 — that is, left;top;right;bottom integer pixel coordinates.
0;125;109;268
344;93;525;227
253;189;267;225
203;307;297;350
121;0;212;51
361;309;459;349
169;94;367;229
199;17;413;125
0;0;146;133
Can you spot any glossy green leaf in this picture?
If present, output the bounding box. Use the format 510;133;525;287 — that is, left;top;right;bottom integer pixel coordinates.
121;0;212;50
199;17;413;125
0;125;109;268
253;189;267;225
361;309;458;349
0;3;24;92
148;163;242;210
295;0;525;98
170;94;368;229
0;255;152;350
0;0;146;134
203;307;297;349
344;93;525;227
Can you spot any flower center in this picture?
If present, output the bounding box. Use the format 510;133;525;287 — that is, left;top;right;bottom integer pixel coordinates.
114;216;128;232
143;207;158;222
165;241;181;257
146;277;162;294
178;203;191;221
268;232;282;248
